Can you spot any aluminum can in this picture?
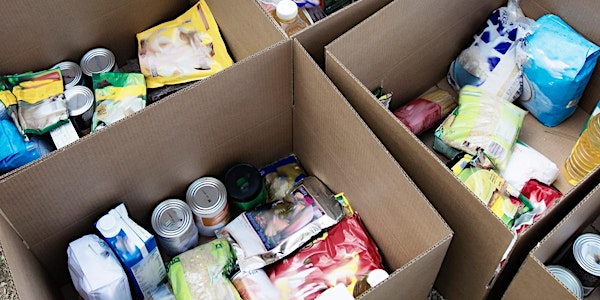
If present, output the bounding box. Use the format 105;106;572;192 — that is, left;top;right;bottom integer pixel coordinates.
52;61;84;89
151;199;199;258
547;265;584;299
232;269;280;300
80;48;118;77
186;177;230;236
64;86;95;136
561;233;600;296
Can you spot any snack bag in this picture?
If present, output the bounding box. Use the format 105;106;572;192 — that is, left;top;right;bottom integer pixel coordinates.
267;213;385;300
91;72;146;131
439;86;526;170
447;0;534;102
518;15;600;127
260;154;307;202
137;0;234;88
218;176;344;271
500;140;559;191
512;179;562;234
167;239;240;300
5;69;69;135
392;87;456;135
372;86;393;109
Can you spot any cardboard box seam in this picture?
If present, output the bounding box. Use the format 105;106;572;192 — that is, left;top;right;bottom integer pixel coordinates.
250;0;288;39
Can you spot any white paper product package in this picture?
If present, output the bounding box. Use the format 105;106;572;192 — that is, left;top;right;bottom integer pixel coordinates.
500;140;559;191
95;203;167;299
67;234;132;300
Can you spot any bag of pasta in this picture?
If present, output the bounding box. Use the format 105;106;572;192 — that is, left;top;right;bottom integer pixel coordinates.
137;0;234;88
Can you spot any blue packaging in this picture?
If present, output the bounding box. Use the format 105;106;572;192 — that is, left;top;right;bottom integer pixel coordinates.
96;203;166;300
0;119;40;174
519;14;600;127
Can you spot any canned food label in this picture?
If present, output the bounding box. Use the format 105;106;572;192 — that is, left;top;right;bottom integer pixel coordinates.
199;202;230;227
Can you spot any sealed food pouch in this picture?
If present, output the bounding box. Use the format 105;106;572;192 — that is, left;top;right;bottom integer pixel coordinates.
500;140;559;191
137;0;234;88
392;87;456;135
439;86;526;170
218;176;344;271
518;14;600;127
260;154;307;202
447;0;534;102
91;72;146;131
167;238;240;300
267;213;385;300
8;69;69;135
0;119;41;174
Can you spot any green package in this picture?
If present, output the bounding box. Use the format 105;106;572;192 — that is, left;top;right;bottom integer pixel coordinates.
92;72;146;132
167;238;240;300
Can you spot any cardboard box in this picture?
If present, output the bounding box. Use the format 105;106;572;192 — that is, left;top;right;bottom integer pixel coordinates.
325;0;600;298
257;0;393;66
0;23;454;300
503;185;600;300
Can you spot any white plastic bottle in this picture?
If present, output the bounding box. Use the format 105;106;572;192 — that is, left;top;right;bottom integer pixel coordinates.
272;0;310;36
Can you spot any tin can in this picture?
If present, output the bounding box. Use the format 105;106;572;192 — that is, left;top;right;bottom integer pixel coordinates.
52;61;84;89
224;163;266;211
64;86;95;136
561;233;600;296
80;48;118;77
186;177;230;237
151;199;199;258
231;269;280;300
547;265;584;299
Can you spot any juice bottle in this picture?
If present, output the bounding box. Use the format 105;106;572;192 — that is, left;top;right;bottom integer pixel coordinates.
272;0;310;36
564;113;600;185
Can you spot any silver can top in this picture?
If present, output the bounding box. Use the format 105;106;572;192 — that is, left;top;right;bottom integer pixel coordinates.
573;233;600;277
186;177;227;215
52;61;82;89
547;265;584;299
151;199;195;239
80;48;116;76
64;86;94;117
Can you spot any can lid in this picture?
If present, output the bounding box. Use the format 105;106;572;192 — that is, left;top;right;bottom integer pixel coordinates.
547;265;584;299
151;199;194;238
224;164;263;203
80;48;116;76
573;233;600;276
52;61;82;89
186;177;227;214
64;86;94;117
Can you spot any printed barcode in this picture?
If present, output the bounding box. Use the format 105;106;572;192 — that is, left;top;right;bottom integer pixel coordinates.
486;141;506;163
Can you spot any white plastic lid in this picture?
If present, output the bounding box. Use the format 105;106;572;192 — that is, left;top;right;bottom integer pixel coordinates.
366;269;389;287
96;214;121;238
276;0;298;21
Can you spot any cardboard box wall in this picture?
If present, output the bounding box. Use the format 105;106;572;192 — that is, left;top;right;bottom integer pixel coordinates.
324;0;600;298
503;185;600;299
0;36;454;299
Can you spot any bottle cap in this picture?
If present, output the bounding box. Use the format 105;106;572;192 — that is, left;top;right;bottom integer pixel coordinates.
96;214;121;238
276;0;299;21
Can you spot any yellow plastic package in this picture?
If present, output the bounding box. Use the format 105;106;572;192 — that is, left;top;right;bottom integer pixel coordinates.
137;0;234;88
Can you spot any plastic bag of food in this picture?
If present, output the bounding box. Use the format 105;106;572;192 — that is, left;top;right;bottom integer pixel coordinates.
0;119;40;173
218;176;344;271
91;72;146;131
267;213;385;300
512;179;562;234
372;86;393;109
68;234;132;300
260;154;307;202
518;14;600;127
3;69;69;135
392;87;456;135
447;0;534;102
499;140;559;191
438;85;526;170
167;238;240;300
137;0;234;88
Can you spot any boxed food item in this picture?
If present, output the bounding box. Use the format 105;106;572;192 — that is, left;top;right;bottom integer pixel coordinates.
0;38;452;300
325;0;600;298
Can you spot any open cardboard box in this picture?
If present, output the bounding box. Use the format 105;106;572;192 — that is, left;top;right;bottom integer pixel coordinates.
252;0;393;66
503;185;600;300
324;0;600;298
0;36;453;299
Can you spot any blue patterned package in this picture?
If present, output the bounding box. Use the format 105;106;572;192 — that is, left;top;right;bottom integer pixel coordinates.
518;14;600;127
447;0;534;102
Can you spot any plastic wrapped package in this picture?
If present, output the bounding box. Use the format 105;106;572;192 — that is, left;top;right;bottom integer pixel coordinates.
267;213;385;300
217;176;344;271
260;154;307;202
91;72;146;131
438;86;526;170
167;238;240;300
512;179;562;234
499;140;559;191
392;87;456;135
